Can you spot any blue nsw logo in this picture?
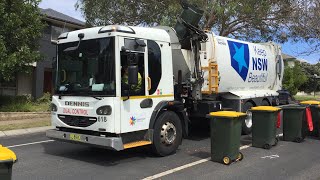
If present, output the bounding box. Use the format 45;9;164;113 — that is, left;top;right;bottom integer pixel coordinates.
227;40;250;81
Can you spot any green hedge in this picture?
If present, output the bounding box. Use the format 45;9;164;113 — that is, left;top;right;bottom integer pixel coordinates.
0;93;51;112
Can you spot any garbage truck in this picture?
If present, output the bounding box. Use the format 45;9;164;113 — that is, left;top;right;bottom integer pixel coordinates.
46;3;284;156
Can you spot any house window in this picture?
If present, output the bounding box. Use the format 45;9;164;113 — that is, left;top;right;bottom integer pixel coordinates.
51;25;73;41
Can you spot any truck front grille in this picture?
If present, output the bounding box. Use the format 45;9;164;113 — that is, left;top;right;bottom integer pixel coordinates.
58;115;97;127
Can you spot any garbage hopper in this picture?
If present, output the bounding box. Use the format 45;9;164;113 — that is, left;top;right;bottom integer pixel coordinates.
300;101;320;138
251;106;281;149
282;105;313;142
208;111;246;165
0;145;17;180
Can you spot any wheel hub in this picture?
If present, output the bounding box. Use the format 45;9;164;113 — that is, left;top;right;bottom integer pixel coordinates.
160;122;177;145
245;110;252;128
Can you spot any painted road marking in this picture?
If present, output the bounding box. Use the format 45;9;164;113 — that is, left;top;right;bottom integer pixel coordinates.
143;133;284;180
142;144;252;180
261;155;279;159
7;140;55;148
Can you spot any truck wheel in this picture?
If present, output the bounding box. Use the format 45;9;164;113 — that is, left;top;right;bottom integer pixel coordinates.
152;111;182;156
273;97;280;106
242;102;254;135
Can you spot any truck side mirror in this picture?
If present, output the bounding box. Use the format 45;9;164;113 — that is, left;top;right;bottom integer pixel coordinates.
128;53;139;65
135;39;146;47
128;65;138;85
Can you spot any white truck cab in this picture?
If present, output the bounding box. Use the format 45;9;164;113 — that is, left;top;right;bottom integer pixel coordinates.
47;26;186;155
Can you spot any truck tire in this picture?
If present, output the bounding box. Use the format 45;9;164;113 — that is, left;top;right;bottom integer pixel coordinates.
152;111;182;156
242;102;254;135
272;97;280;106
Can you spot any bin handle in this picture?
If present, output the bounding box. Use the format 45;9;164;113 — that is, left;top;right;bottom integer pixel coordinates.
277;112;281;128
306;107;314;132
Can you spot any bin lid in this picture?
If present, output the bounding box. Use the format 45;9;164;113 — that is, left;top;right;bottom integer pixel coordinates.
251;106;281;112
0;145;17;162
209;111;246;118
300;100;320;105
281;105;305;110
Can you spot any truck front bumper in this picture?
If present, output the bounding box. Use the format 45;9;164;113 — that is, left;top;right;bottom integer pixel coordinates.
46;129;124;151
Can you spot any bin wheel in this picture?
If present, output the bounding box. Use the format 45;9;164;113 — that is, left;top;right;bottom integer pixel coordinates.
263;144;271;149
223;157;231;165
237;152;244;161
294;137;303;143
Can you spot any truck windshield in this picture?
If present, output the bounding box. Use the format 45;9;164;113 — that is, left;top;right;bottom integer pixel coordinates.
56;37;116;96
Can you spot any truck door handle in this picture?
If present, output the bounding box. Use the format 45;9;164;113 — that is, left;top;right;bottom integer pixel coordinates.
147;77;152;91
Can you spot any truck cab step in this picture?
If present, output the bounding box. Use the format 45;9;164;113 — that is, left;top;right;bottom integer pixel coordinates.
123;141;152;149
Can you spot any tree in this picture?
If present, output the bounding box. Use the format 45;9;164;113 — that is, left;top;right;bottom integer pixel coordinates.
0;0;45;80
76;0;294;42
75;0;176;26
300;63;320;93
287;0;320;55
283;62;308;95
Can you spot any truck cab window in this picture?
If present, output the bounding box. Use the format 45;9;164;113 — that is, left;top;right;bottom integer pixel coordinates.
147;40;162;95
121;51;145;96
57;37;116;96
124;39;145;52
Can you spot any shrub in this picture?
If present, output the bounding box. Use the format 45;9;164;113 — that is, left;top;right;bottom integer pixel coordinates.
36;92;52;103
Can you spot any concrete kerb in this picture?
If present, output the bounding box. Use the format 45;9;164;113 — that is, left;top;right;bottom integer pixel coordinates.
0;126;52;137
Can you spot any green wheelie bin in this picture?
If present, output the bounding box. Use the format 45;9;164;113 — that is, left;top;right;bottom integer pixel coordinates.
300;101;320;138
0;145;17;180
251;106;281;149
208;111;246;165
282;105;309;142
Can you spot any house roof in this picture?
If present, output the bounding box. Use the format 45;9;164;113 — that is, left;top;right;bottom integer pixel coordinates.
40;8;85;27
282;53;296;60
282;53;308;63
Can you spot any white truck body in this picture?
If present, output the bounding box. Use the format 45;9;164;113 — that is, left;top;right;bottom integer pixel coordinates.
203;34;282;93
47;25;283;153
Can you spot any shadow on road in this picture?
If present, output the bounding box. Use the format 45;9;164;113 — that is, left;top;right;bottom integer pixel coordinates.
43;142;156;167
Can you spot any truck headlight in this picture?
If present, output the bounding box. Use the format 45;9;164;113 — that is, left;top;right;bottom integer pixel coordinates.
96;106;112;115
51;103;57;112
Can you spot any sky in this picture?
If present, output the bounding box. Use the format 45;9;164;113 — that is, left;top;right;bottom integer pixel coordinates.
39;0;319;64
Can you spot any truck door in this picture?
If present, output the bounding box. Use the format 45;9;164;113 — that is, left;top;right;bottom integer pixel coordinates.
119;37;153;133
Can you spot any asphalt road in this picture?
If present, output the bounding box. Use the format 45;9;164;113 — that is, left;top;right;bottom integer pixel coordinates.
1;127;320;180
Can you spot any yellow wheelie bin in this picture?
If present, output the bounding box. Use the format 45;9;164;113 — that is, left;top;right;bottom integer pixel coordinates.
0;145;17;180
251;106;281;149
208;111;246;165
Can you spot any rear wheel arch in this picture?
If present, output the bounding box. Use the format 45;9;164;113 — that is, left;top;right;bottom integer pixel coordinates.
261;98;271;106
